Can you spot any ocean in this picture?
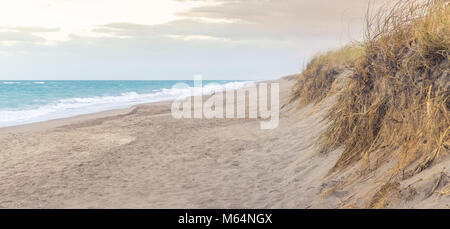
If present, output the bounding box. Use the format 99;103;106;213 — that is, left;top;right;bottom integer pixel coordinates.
0;80;250;127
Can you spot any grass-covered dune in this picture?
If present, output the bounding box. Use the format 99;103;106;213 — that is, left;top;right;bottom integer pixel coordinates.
291;0;449;205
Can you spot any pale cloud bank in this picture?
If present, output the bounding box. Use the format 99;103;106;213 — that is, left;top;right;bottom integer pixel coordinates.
0;0;387;80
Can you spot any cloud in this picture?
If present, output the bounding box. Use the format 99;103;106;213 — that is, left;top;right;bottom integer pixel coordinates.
93;18;340;42
0;26;59;45
0;31;46;43
92;0;389;44
174;0;388;40
0;30;325;79
0;0;389;80
10;26;60;33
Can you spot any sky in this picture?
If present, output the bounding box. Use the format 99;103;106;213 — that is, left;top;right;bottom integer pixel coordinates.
0;0;385;80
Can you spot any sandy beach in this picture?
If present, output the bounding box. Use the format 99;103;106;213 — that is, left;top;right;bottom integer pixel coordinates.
0;77;448;209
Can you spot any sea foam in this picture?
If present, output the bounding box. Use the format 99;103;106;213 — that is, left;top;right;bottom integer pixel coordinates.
0;81;251;127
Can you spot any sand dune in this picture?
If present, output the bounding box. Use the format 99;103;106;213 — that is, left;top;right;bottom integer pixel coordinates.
0;77;447;208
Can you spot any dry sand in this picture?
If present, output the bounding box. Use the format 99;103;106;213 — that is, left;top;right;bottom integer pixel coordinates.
0;77;448;208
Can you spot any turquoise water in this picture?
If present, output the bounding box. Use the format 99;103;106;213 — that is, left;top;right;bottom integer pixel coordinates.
0;80;248;127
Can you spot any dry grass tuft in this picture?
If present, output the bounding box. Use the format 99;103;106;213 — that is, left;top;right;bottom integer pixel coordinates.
367;182;400;209
323;0;449;178
438;185;450;196
290;45;364;105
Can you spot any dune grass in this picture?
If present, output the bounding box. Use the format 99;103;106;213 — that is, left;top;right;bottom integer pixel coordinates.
326;0;449;177
290;45;364;105
292;0;449;180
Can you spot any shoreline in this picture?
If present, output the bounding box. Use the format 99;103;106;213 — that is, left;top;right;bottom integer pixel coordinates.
0;106;135;135
0;79;256;133
0;80;264;135
0;78;277;134
0;101;169;135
